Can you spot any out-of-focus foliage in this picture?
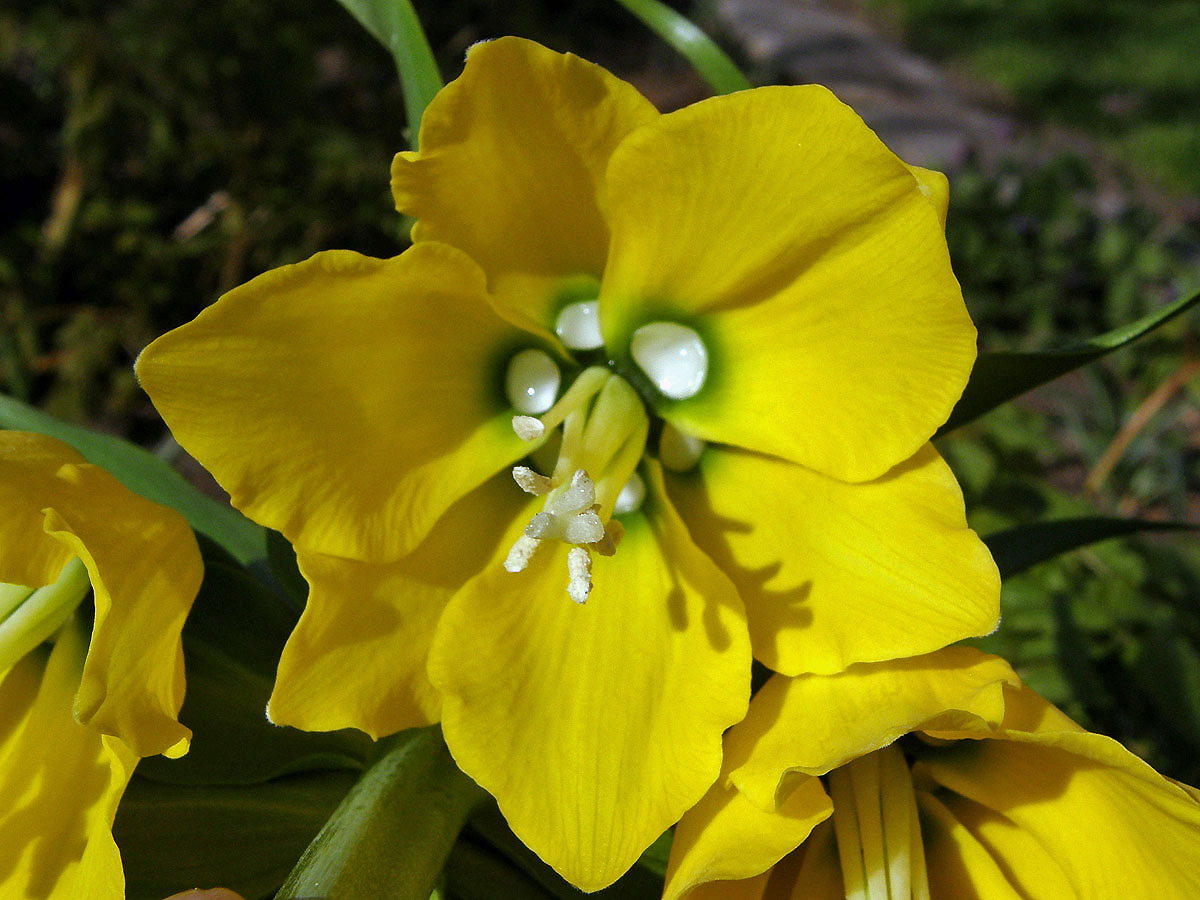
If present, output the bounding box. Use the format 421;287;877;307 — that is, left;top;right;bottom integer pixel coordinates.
0;0;694;434
873;0;1200;196
938;155;1200;784
1;0;411;428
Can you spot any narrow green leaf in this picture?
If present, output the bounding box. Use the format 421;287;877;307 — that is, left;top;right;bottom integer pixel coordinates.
116;769;357;900
940;285;1200;434
613;0;752;95
0;394;266;564
331;0;442;142
276;727;487;900
984;516;1198;580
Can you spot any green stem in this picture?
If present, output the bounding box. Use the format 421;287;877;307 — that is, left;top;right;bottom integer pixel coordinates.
330;0;443;144
275;727;486;900
612;0;752;94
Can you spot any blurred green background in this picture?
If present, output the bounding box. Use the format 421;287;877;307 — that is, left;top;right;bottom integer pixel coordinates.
3;0;1199;785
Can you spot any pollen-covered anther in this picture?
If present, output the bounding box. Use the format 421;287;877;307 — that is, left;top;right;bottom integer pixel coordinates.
567;547;592;604
512;465;552;496
547;469;595;516
512;415;545;441
564;509;604;544
504;535;541;573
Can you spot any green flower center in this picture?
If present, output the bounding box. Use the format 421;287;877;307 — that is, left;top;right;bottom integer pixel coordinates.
0;556;91;673
501;307;713;603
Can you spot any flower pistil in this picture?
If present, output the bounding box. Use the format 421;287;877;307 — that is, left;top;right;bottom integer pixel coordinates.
504;366;649;603
0;556;91;673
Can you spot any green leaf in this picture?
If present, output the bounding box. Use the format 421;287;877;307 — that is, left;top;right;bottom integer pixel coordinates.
331;0;442;143
613;0;752;95
984;516;1198;580
136;559;370;787
940;285;1200;433
267;527;310;608
116;769;357;900
0;393;266;565
1135;620;1200;749
275;727;487;900
444;841;560;900
464;805;667;900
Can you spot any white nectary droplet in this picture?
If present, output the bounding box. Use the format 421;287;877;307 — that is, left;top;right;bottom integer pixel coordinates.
554;300;604;351
630;322;708;400
613;471;646;515
504;348;560;415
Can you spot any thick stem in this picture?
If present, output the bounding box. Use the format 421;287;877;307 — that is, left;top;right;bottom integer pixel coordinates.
275;727;486;900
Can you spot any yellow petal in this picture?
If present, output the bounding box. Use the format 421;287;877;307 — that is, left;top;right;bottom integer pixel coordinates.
666;443;999;676
920;684;1200;899
774;820;845;900
924;790;1077;900
428;461;750;891
600;87;974;481
0;621;139;900
687;875;769;900
665;762;830;900
392;37;658;334
903;163;950;228
0;432;197;757
726;648;1017;812
268;473;524;737
916;792;1031;900
137;243;537;563
0;432;88;588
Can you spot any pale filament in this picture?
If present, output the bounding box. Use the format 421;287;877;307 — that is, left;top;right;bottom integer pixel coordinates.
504;367;649;604
826;744;931;900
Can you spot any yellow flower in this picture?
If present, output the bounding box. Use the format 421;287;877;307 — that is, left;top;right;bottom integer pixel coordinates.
135;37;998;889
0;431;201;899
665;646;1200;900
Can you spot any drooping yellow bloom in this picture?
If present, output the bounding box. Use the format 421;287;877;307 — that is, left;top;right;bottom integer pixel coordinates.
665;646;1200;900
0;431;201;900
135;38;998;889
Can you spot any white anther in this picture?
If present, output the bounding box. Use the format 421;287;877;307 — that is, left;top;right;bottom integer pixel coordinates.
564;510;605;545
613;471;646;515
505;348;561;414
524;512;561;540
547;469;595;517
567;547;592;604
555;300;604;351
659;423;706;472
512;415;545;441
631;321;708;400
504;535;542;573
512;466;552;495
